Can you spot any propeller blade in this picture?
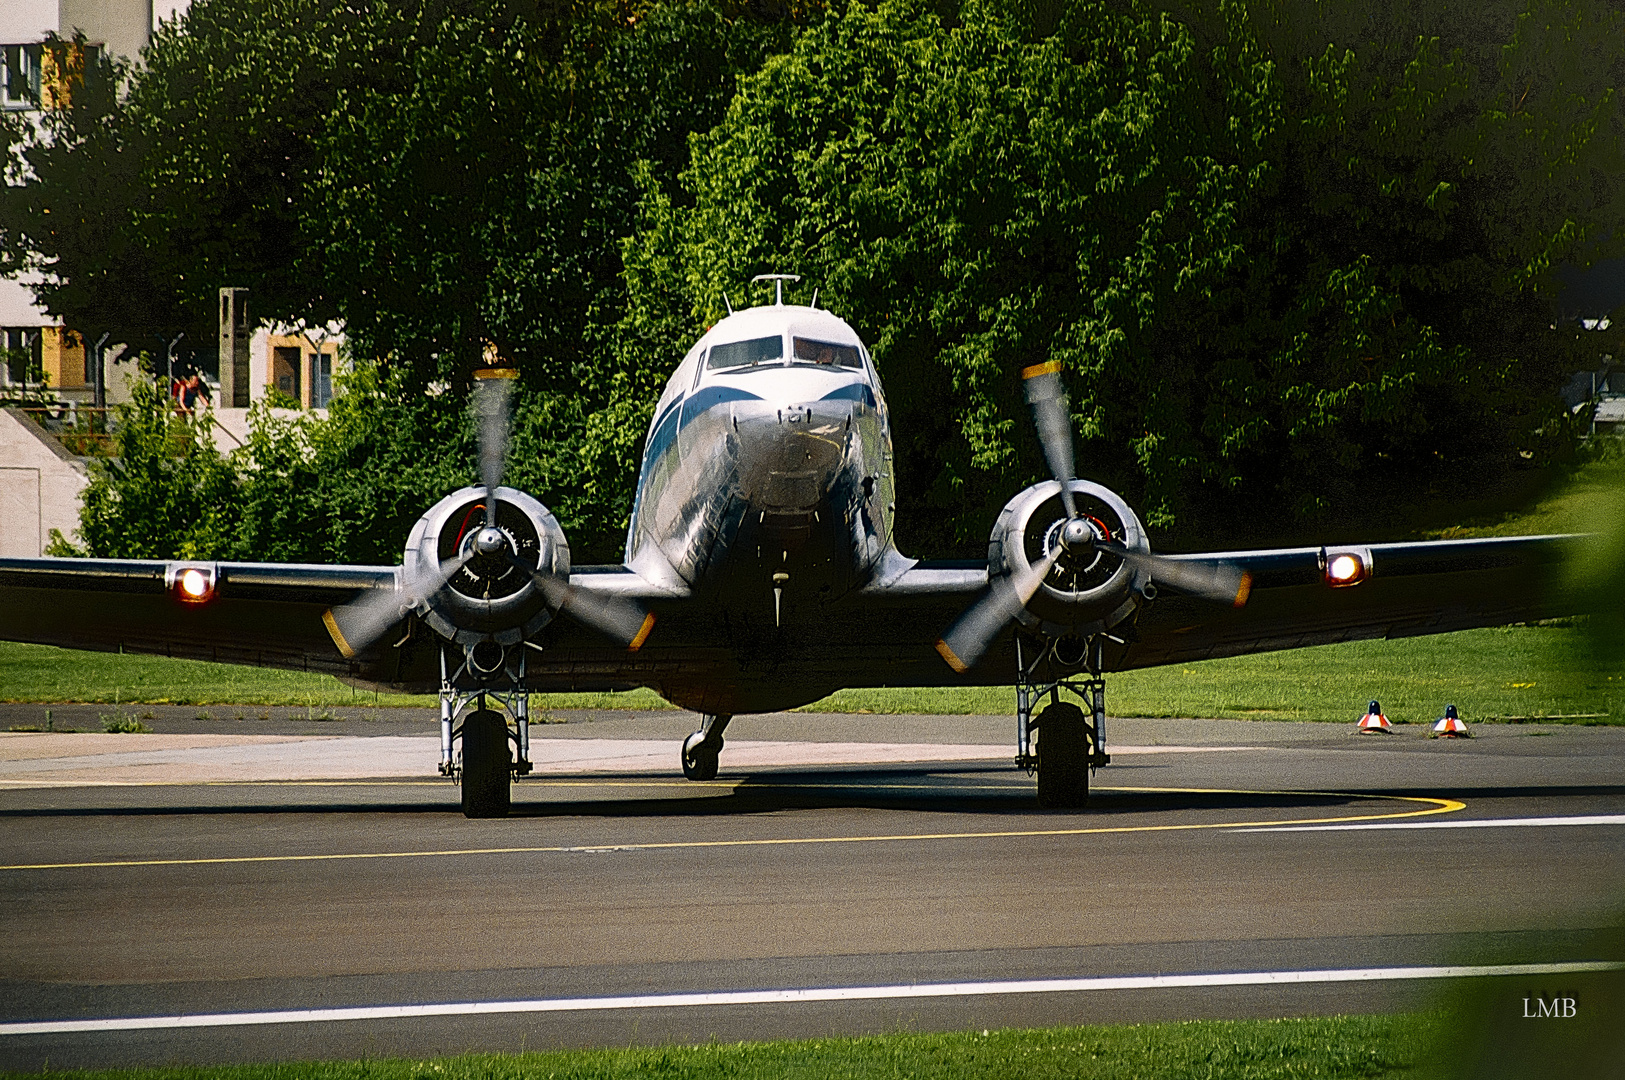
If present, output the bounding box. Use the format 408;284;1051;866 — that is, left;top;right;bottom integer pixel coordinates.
323;549;474;659
549;579;658;651
935;548;1060;673
504;553;656;651
1022;361;1077;519
474;368;516;529
1104;542;1251;607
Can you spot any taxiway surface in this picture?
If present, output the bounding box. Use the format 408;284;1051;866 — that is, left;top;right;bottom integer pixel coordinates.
2;710;1622;1070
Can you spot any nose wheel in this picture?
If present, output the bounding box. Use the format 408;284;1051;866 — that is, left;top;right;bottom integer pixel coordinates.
1034;701;1091;808
460;708;512;818
1015;634;1110;809
682;713;731;780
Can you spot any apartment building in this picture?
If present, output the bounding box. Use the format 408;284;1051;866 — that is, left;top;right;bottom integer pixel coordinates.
1;0;189;402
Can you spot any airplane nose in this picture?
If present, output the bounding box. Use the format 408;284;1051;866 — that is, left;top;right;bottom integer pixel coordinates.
733;399;853;511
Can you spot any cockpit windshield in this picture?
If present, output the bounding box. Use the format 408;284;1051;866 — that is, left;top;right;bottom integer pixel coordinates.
792;338;863;368
708;336;783;370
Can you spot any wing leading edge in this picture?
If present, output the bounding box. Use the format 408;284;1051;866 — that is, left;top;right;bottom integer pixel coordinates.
1119;533;1594;670
848;533;1593;686
0;558;686;682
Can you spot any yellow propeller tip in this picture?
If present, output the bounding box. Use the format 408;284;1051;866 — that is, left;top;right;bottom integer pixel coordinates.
1233;572;1253;608
322;609;357;659
628;613;656;652
934;638;969;673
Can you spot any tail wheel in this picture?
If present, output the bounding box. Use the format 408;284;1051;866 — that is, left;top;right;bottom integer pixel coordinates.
682;731;720;781
461;708;512;818
1035;701;1089;809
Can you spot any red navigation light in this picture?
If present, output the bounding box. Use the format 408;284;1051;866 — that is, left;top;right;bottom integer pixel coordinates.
168;564;217;604
1323;550;1369;588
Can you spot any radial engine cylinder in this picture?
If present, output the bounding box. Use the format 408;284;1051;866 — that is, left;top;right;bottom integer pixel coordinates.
403;485;570;646
987;478;1149;638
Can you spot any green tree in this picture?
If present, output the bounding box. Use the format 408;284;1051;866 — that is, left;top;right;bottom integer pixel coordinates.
621;0;1279;551
298;0;803;556
1171;0;1625;536
621;0;1625;553
0;37;192;352
52;375;240;559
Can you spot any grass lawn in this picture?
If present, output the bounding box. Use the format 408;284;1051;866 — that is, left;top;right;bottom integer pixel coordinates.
1;620;1618;723
0;1013;1434;1080
0;641;668;710
813;621;1622;724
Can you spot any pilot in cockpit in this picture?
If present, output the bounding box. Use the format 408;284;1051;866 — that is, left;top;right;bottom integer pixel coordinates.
792;338;862;368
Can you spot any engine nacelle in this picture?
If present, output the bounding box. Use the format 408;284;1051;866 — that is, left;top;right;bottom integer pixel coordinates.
403;485;570;648
988;479;1149;638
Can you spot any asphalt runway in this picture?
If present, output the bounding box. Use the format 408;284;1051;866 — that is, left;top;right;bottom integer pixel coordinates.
2;711;1623;1071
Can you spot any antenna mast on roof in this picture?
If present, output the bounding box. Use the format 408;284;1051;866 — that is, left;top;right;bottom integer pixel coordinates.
751;273;801;306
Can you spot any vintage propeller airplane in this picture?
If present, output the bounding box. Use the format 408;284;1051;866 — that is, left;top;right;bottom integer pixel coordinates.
0;274;1590;815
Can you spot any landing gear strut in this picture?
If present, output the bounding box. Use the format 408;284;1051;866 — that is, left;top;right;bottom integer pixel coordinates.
682;713;732;780
436;646;533;818
1016;634;1110;808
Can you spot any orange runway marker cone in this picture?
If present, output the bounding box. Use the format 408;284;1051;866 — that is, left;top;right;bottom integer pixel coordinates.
1431;703;1471;738
1357;699;1393;734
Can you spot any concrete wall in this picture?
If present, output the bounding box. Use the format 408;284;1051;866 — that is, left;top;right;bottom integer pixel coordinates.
0;277;48;327
57;0;154;67
208;405;322;456
4;0;59;41
0;407;88;557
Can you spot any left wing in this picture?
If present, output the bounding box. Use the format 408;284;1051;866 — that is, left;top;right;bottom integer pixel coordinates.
0;558;395;675
1117;533;1592;670
0;558;689;689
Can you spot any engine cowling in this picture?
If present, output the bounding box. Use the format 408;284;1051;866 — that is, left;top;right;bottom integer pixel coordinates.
988;479;1149;638
403;485;570;648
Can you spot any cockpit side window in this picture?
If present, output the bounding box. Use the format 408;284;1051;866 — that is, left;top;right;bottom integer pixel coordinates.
707;335;784;370
792;338;863;368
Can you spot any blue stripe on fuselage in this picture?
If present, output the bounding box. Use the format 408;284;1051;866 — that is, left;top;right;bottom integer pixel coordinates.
818;382;876;409
651;393;684;434
679;385;763;432
641;400;683;470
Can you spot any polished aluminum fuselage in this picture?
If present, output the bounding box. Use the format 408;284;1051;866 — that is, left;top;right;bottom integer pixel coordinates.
625;305;896;608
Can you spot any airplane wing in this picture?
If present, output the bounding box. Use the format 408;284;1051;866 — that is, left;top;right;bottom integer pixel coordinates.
851;533;1593;685
0;532;1592;704
0;557;683;687
1114;533;1591;670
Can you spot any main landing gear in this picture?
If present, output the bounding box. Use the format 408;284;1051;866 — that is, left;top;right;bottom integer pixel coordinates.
437;646;533;818
1016;634;1110;808
682;713;732;780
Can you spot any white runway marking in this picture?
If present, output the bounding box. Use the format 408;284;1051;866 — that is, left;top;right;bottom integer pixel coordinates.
3;962;1619;1036
1237;814;1625;833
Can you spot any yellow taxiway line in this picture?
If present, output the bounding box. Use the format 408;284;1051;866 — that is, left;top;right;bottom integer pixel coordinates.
0;785;1464;872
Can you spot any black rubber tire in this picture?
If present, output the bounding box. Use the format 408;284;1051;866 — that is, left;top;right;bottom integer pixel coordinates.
461;709;512;818
1035;701;1089;809
682;731;719;781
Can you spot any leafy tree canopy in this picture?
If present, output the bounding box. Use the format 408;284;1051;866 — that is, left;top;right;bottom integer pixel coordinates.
14;0;1625;564
622;0;1625;553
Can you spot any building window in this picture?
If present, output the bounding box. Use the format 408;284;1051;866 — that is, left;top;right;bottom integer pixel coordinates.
314;352;332;408
1;328;42;385
271;345;301;401
1;45;41;110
